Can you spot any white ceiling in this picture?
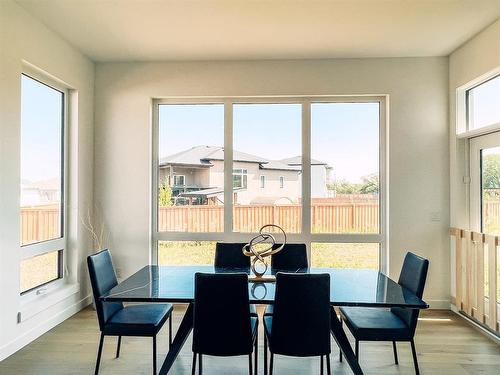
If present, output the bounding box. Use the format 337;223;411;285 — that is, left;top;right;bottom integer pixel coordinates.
16;0;500;62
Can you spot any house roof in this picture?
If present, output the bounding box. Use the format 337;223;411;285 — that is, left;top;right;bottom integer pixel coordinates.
260;160;301;171
160;145;267;167
280;156;328;166
160;145;328;170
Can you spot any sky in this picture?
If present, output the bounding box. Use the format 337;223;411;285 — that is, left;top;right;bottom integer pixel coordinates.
159;102;379;183
21;75;62;184
22;73;499;186
470;76;500;129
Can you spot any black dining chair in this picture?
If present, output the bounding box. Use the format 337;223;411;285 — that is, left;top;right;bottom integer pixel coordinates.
214;242;251;268
192;272;258;375
87;249;173;375
264;243;309;316
271;243;309;271
214;242;258;317
264;273;331;375
339;252;429;375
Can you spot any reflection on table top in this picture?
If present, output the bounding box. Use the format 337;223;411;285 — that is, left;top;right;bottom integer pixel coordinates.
102;266;428;309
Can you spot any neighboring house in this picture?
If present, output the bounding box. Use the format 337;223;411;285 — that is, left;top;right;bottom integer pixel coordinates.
21;178;61;206
159;145;331;205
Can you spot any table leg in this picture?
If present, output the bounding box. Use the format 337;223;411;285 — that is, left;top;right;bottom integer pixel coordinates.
330;309;364;375
158;302;194;375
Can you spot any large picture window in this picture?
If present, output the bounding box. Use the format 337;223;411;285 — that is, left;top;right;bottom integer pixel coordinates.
311;102;380;234
20;73;66;294
233;103;302;233
153;97;386;270
157;104;224;231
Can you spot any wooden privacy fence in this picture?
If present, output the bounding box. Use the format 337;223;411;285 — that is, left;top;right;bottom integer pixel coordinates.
20;205;60;245
450;228;499;333
158;202;379;233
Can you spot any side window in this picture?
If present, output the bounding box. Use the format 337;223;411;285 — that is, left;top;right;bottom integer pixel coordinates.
20;74;66;294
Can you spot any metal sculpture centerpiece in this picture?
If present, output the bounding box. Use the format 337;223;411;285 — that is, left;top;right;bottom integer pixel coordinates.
242;224;287;281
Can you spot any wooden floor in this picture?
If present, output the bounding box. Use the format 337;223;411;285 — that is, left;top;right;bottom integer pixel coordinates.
1;306;499;375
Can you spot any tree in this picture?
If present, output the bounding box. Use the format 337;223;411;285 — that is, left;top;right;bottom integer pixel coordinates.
359;174;379;194
158;180;173;206
482;153;500;189
328;179;360;194
327;173;379;195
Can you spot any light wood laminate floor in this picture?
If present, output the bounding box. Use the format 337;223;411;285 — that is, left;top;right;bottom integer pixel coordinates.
0;306;499;374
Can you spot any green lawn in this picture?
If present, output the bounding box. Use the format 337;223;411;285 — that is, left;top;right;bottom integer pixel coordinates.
158;241;379;269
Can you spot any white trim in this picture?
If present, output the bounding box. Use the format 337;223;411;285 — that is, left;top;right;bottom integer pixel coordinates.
224;100;233;234
151;96;388;270
0;294;92;362
456;66;500;136
457;121;500;139
19;283;80;321
19;69;69;296
20;239;65;260
173;174;185;186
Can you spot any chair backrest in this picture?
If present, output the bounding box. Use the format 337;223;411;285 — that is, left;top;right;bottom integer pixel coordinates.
391;252;429;336
214;242;250;268
271;273;331;356
271;243;309;270
193;273;253;356
87;249;123;331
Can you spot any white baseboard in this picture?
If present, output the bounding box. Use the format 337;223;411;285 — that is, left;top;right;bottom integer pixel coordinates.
0;294;92;362
427;299;451;309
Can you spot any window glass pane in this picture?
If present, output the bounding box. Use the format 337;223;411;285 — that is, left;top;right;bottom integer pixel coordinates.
311;243;379;269
481;147;500;235
158;241;216;265
20;75;63;245
20;250;61;293
158;104;224;231
480;146;500;302
467;75;500;130
233;103;302;233
311;103;379;233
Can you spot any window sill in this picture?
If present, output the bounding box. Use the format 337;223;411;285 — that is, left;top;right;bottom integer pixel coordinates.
19;282;80;323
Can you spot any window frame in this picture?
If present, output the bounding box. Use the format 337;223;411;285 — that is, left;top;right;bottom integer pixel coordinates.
151;96;388;272
260;175;266;188
279;176;284;188
232;168;248;189
456;67;500;138
20;68;69;296
173;174;185;186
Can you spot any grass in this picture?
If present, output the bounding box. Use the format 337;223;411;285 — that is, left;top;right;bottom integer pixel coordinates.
20;251;59;293
158;241;379;269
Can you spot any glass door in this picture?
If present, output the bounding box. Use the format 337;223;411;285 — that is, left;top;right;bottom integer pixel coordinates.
470;132;500;319
470;132;500;234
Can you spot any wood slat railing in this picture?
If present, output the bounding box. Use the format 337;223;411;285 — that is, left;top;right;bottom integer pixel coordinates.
450;228;499;333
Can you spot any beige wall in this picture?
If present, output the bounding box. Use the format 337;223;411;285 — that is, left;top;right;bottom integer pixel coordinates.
449;19;500;298
94;57;449;307
0;0;94;360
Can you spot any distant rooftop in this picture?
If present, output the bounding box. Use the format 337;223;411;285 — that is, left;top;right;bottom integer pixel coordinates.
160;145;328;170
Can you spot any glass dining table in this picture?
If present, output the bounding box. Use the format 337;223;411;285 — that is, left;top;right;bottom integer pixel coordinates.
101;266;428;375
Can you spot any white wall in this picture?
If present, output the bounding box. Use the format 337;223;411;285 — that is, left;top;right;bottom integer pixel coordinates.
450;19;500;228
449;20;500;298
0;0;94;360
94;57;450;307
